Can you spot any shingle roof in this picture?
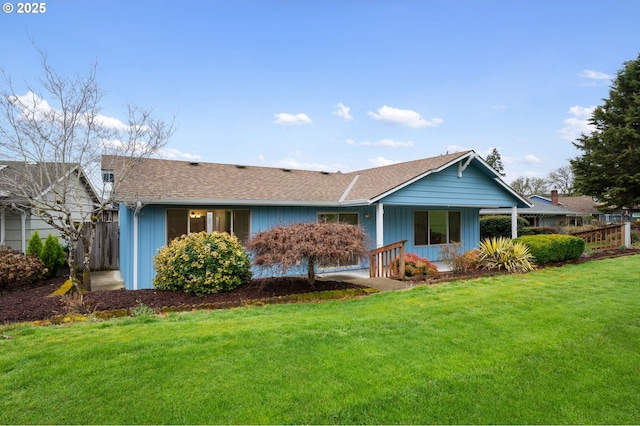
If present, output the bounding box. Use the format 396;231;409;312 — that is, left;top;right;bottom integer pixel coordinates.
105;150;519;206
557;195;602;215
0;161;89;202
481;197;580;216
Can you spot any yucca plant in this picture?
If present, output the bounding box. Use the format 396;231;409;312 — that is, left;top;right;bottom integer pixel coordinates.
477;236;534;273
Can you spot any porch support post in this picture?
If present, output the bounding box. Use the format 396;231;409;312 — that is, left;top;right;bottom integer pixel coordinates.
511;206;518;239
376;202;384;248
133;201;142;290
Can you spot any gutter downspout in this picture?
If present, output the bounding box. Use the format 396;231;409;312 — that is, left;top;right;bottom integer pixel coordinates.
511;206;518;239
133;201;142;290
11;203;28;253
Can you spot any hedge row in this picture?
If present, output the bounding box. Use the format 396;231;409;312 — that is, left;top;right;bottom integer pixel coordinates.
480;216;529;239
514;234;585;265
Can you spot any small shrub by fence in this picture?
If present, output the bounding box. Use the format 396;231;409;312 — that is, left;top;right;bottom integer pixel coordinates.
369;240;406;280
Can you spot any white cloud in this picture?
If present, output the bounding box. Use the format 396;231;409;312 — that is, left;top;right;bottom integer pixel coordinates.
273;112;312;125
368;105;443;128
334;102;353;121
276;157;336;171
13;91;136;131
558;105;595;141
158;147;202;160
346;138;414;148
523;154;542;164
368;156;403;167
579;69;613;81
94;113;130;131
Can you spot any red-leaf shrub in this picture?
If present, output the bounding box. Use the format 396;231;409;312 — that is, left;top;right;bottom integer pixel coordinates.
0;249;46;290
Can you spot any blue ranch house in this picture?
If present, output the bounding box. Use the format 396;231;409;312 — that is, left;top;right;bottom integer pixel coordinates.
104;151;530;290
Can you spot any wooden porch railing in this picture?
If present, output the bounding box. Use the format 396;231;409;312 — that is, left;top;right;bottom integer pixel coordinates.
570;224;627;251
369;240;407;280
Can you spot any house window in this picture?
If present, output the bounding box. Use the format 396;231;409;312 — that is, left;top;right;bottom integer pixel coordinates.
166;209;250;243
317;212;360;268
414;211;461;246
318;212;359;225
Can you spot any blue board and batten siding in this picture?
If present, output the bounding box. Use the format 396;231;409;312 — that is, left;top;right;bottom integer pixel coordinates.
119;204;378;290
381;163;516;207
119;161;522;290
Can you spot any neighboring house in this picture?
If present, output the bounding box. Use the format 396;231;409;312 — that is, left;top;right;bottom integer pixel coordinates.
481;190;582;227
0;161;99;252
105;150;530;290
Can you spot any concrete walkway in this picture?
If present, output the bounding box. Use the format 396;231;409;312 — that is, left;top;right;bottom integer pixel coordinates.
90;270;125;291
318;262;451;292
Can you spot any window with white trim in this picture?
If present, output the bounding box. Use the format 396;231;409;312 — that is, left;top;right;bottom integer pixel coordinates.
166;209;250;243
414;211;461;246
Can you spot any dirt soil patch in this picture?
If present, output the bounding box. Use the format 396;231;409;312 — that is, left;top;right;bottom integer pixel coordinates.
2;249;639;325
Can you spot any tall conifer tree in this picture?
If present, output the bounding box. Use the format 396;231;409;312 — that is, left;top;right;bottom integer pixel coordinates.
571;53;640;210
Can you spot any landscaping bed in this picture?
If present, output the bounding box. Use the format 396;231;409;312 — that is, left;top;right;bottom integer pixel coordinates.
2;248;639;325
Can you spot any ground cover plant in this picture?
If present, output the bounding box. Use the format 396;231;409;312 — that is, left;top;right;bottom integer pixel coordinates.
1;255;639;424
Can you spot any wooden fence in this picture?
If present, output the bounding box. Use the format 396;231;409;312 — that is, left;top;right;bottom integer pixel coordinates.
369;240;406;280
570;223;629;251
75;222;119;271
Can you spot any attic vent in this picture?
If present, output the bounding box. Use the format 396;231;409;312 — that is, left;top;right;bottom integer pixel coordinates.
282;168;291;172
235;165;247;169
189;162;199;166
320;171;329;175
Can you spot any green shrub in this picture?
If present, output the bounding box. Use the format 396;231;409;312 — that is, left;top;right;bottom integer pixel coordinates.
480;216;529;239
515;234;585;265
26;230;43;257
153;232;252;296
41;234;67;278
522;226;557;236
0;248;45;290
477;237;534;273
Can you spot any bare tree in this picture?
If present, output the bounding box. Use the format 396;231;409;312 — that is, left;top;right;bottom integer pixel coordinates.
509;176;549;197
245;222;369;286
546;165;575;195
0;48;173;291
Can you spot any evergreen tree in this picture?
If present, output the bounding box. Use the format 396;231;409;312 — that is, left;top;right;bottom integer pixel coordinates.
41;234;67;278
571;53;640;210
485;148;506;177
26;230;43;257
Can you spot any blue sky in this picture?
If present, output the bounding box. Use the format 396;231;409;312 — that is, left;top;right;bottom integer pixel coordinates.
1;0;639;183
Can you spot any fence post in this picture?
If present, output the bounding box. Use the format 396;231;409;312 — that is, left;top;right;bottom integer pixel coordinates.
625;222;631;248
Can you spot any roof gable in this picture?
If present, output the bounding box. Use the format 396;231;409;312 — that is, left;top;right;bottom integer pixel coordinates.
0;161;99;205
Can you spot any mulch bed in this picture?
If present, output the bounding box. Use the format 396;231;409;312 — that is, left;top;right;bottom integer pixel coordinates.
0;276;367;325
2;249;639;325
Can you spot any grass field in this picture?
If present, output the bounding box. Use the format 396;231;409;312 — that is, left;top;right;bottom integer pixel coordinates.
1;255;639;424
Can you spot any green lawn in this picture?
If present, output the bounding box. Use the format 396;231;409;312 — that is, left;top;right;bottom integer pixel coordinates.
1;256;639;424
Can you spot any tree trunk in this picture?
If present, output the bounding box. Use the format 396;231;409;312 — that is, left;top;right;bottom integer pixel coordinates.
66;238;83;293
307;257;316;287
82;223;96;292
